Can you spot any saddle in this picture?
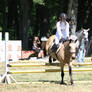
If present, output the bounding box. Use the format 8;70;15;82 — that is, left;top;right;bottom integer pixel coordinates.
49;38;68;54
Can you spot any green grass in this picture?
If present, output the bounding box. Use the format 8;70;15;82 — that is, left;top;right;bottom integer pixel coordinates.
11;71;92;82
0;80;92;92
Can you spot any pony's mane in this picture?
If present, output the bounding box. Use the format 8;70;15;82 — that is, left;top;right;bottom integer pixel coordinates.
63;41;69;48
76;29;83;34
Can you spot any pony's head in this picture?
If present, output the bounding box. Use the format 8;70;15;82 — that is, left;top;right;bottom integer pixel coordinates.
69;41;77;60
69;35;79;48
82;28;89;41
68;36;78;60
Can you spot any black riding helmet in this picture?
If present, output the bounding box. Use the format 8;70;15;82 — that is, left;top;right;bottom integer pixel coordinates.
59;13;67;19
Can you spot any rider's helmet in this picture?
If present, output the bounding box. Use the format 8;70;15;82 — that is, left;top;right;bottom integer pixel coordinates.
59;13;67;19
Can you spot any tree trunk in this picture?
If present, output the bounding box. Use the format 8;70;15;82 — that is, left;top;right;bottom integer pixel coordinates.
69;0;78;34
7;0;19;40
34;4;50;38
2;0;7;39
67;0;73;18
19;0;32;50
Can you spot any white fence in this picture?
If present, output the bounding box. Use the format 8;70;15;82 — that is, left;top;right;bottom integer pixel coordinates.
0;32;22;61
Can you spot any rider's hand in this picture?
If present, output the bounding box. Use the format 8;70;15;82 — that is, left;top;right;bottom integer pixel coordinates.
66;37;69;40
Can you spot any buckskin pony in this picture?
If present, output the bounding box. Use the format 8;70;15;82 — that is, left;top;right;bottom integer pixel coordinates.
46;35;77;85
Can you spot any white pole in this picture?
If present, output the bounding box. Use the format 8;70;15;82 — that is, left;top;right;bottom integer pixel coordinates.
0;32;2;61
0;32;2;77
0;32;2;41
5;32;9;74
0;32;16;84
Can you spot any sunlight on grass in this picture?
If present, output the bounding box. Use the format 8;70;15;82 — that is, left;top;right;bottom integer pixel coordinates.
0;60;92;92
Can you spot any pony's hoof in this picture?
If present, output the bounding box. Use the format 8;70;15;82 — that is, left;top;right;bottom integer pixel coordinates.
71;81;74;85
71;83;74;86
60;82;67;85
69;82;74;86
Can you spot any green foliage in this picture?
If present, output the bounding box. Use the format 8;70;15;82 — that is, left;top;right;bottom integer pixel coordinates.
28;27;34;37
0;12;3;32
49;16;57;34
0;0;92;50
89;53;92;57
8;27;16;40
33;0;44;5
0;12;2;23
0;26;3;32
44;0;61;15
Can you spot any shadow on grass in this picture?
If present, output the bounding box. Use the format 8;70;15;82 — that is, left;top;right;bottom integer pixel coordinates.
38;80;68;85
39;80;60;84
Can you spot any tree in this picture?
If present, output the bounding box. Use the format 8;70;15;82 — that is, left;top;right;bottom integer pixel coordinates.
19;0;33;50
7;0;19;39
67;0;78;34
34;4;50;37
67;0;73;18
0;0;92;51
77;0;92;36
2;0;7;39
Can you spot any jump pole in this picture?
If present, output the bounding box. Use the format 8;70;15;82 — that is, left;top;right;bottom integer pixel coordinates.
8;62;92;67
0;32;17;84
0;32;2;78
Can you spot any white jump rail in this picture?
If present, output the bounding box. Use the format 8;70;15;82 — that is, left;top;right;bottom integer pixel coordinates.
7;62;92;67
8;68;92;74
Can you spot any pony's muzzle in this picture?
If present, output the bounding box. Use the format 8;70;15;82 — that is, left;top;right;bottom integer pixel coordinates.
72;56;76;60
84;38;88;41
70;52;76;60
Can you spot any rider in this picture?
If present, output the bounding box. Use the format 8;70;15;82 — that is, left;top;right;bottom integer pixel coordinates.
50;13;70;52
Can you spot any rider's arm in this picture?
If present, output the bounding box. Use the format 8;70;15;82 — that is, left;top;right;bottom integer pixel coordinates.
56;22;63;39
66;22;69;38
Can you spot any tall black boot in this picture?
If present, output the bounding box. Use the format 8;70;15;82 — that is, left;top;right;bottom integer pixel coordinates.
49;43;58;55
59;38;66;43
51;43;58;52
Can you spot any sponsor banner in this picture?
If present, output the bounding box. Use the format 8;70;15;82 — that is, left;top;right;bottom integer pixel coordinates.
0;41;22;61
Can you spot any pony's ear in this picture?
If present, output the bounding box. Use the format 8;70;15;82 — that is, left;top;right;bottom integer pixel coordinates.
84;28;90;32
75;39;78;43
69;39;72;43
87;28;90;31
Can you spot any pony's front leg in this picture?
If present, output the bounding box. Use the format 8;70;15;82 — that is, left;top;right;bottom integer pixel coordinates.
60;65;65;84
68;65;73;85
49;56;52;64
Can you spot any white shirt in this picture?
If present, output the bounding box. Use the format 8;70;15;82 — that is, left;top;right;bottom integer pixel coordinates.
56;21;69;39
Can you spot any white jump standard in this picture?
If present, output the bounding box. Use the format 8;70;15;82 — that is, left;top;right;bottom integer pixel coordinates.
0;33;17;84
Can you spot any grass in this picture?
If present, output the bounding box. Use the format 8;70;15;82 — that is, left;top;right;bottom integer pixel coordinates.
0;81;92;92
0;60;92;92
